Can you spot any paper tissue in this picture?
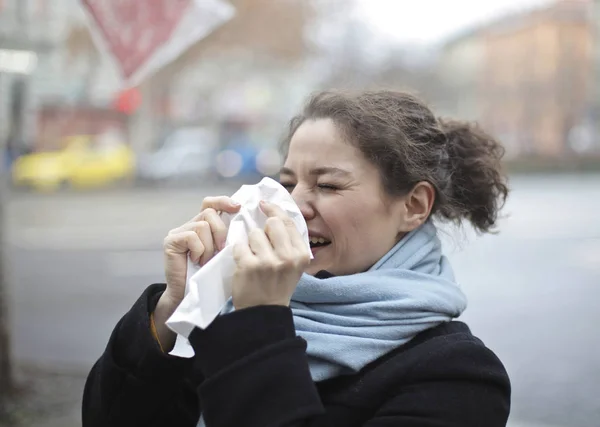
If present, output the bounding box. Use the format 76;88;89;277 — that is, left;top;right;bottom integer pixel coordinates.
165;177;312;357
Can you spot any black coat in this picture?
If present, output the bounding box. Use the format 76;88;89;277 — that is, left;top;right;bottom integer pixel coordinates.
83;283;511;427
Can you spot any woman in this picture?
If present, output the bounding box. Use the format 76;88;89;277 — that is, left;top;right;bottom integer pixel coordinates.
83;90;511;427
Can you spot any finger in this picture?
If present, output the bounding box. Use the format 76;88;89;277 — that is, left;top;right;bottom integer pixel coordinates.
186;196;240;224
259;200;289;220
264;217;293;256
201;196;241;214
260;201;306;252
168;222;215;260
233;241;256;265
194;221;215;265
200;208;228;251
165;231;205;264
247;228;275;258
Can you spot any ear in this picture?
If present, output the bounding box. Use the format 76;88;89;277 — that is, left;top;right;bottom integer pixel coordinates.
398;181;435;232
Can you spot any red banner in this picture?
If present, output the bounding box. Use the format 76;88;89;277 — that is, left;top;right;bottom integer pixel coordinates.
82;0;192;79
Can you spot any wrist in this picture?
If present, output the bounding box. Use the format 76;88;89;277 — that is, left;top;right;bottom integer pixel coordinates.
152;291;181;352
160;289;183;311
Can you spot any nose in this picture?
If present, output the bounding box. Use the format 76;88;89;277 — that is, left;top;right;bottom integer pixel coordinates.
291;186;316;221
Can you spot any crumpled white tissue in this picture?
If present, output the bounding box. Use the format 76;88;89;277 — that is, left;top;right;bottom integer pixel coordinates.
165;177;312;357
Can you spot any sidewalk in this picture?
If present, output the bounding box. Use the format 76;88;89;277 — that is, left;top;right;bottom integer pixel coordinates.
1;365;84;427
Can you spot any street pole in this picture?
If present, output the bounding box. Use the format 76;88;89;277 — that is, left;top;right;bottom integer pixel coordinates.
0;0;28;415
0;70;13;421
0;167;11;421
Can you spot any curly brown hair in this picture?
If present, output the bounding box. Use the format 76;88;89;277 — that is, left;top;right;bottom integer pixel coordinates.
280;90;509;233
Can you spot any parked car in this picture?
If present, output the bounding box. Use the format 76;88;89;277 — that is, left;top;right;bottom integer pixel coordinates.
12;134;135;192
136;127;218;184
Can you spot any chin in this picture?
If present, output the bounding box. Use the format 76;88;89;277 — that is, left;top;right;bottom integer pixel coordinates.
304;264;326;276
304;266;319;276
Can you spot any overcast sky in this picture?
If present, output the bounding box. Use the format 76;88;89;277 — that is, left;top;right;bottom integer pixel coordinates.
356;0;554;44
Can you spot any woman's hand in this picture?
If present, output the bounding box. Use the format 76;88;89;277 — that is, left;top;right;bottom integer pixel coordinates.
163;196;241;304
232;201;311;310
154;196;241;351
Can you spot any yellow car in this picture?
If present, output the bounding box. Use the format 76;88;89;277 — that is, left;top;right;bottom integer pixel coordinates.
12;135;135;192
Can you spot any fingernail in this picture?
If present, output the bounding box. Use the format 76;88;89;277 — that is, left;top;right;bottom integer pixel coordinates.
232;201;241;206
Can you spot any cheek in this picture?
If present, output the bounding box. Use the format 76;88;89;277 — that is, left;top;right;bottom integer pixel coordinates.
346;207;398;271
327;199;381;245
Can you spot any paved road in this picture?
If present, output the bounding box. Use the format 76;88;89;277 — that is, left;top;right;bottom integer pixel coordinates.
4;175;600;427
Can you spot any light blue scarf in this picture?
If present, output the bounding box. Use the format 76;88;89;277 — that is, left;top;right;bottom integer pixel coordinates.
291;221;467;381
199;222;466;426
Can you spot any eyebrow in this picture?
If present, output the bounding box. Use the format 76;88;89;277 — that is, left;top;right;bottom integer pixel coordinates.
279;166;351;177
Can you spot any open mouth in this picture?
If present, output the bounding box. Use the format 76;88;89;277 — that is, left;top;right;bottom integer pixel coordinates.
309;237;331;249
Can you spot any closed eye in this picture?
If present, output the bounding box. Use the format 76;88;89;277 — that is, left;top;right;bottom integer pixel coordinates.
280;182;295;191
318;183;339;191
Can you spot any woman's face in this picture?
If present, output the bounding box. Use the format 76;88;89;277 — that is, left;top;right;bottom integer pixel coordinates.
280;118;408;276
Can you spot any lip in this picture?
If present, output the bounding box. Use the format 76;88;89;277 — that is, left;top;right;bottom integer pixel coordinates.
310;244;329;256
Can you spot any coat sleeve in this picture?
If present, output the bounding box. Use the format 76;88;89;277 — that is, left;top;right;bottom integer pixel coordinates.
82;284;202;427
188;305;325;427
362;339;511;427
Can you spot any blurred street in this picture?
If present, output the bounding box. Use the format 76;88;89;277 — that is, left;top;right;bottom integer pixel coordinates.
4;174;600;427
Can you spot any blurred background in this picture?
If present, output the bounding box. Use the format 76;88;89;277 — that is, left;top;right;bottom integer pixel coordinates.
0;0;598;426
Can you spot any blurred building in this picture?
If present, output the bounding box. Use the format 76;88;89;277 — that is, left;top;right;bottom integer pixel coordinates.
437;29;484;122
481;0;593;158
0;0;324;158
48;0;322;161
440;0;595;159
128;0;317;154
1;0;126;154
591;0;600;148
0;0;67;157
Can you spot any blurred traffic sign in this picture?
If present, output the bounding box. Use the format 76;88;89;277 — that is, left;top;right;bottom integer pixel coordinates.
81;0;235;87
